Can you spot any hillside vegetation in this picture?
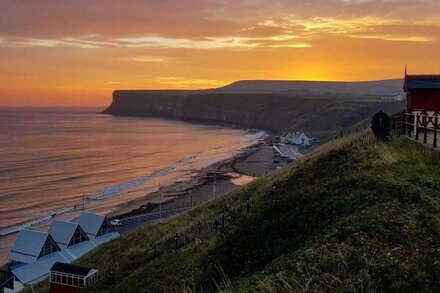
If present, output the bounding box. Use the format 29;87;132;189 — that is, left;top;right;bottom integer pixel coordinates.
29;133;440;292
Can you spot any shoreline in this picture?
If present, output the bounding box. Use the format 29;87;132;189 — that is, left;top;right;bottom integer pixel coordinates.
110;136;286;221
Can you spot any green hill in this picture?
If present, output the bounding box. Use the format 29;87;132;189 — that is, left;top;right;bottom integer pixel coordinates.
29;133;440;292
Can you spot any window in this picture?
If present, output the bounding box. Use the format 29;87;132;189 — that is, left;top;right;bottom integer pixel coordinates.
69;226;88;246
38;236;59;258
97;219;113;237
73;276;79;287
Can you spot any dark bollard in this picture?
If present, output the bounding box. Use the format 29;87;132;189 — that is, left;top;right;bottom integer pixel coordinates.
174;234;178;250
198;221;201;238
221;209;225;227
371;111;390;140
246;198;250;213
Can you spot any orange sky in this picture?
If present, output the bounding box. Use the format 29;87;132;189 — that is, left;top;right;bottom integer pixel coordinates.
1;0;440;107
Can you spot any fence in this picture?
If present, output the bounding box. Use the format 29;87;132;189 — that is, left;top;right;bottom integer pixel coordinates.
99;129;377;284
101;197;255;282
392;111;439;148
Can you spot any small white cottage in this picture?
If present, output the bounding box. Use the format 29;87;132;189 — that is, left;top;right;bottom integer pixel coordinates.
281;132;310;146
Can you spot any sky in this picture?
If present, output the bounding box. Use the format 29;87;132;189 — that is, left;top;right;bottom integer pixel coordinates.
1;0;440;107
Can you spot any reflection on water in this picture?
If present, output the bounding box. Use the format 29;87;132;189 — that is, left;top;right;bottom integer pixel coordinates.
0;108;264;263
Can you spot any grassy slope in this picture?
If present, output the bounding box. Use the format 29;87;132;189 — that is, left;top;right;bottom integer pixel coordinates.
29;134;440;292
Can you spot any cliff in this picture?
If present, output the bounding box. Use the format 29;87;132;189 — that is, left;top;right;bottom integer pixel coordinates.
103;89;404;137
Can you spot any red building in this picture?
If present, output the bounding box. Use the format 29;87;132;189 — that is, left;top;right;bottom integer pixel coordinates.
404;74;440;113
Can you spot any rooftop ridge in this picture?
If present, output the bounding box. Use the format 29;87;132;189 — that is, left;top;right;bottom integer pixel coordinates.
406;74;440;79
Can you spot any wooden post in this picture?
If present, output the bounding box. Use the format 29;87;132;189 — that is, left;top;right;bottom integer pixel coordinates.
423;114;428;144
415;113;419;140
402;112;406;136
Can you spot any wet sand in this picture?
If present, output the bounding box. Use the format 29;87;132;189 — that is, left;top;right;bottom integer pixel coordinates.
111;140;287;219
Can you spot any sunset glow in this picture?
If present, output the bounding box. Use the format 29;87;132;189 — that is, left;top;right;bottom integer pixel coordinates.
1;0;440;106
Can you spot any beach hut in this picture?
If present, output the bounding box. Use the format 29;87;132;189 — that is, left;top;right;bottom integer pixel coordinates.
1;212;119;292
49;262;98;293
404;74;440;113
8;230;60;264
76;212;116;243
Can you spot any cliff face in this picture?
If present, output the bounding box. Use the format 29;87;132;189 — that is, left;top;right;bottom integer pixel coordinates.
103;91;404;138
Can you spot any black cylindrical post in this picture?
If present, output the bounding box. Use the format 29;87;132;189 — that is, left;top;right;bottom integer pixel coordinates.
198;221;201;238
434;117;438;148
222;209;225;227
174;234;178;250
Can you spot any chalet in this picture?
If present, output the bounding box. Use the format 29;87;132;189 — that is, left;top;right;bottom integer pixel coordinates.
404;74;440;113
281;132;310;146
76;212;116;244
0;212;119;293
49;262;98;293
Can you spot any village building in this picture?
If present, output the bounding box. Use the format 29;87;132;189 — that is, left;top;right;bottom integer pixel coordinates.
404;74;440;114
0;213;119;293
49;262;98;293
281;132;310;146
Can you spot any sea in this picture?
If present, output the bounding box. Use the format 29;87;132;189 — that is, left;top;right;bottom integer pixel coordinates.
0;107;264;264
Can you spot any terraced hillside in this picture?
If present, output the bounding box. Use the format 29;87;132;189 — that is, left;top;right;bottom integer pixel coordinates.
28;133;440;292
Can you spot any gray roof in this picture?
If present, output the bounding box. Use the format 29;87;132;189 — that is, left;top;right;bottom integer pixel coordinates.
8;230;50;264
12;252;70;285
77;212;106;238
48;220;82;248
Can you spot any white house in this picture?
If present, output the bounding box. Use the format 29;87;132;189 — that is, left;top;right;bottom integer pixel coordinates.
281;132;310;146
0;212;119;293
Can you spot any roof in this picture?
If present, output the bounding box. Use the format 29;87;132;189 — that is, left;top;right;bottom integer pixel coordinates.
65;240;96;259
12;252;70;285
90;231;120;247
8;230;52;263
48;220;80;248
77;212;106;239
50;262;95;277
404;74;440;90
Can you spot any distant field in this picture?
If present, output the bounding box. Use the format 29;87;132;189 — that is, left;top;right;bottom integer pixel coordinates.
27;133;440;292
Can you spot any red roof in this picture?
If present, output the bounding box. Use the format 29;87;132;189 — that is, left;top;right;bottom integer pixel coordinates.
405;74;440;79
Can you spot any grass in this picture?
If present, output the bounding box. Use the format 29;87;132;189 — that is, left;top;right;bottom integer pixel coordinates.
26;133;440;292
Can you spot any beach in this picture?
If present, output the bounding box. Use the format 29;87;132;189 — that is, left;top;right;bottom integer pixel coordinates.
110;138;303;225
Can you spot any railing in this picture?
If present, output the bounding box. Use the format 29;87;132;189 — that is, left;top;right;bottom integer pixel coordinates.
393;111;439;148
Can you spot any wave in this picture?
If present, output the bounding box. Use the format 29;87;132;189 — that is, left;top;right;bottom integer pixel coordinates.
88;167;175;201
0;205;76;236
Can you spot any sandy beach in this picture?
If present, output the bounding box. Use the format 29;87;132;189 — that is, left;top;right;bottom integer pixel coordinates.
111;138;294;220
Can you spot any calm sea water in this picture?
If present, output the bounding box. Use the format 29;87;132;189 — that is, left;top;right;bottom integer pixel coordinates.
0;108;263;262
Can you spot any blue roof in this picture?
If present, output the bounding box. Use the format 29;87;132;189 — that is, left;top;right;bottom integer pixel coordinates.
90;232;120;246
77;212;105;239
65;240;96;259
8;230;50;263
48;220;82;248
405;75;440;90
12;252;70;285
